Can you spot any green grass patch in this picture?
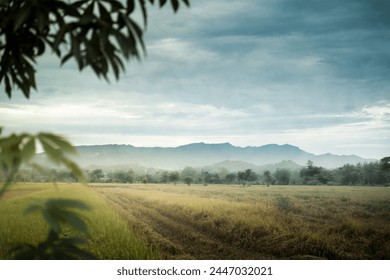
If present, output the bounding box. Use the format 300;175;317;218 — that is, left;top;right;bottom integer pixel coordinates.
0;183;160;260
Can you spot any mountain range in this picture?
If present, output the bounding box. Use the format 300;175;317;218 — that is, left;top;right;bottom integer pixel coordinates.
71;142;373;170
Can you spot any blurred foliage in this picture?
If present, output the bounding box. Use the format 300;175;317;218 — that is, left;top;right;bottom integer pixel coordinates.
0;128;85;196
0;0;190;98
0;128;93;259
11;198;94;260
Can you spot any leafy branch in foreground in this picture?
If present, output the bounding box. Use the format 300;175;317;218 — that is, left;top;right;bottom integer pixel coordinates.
11;198;94;260
0;128;85;197
0;128;94;259
0;0;190;98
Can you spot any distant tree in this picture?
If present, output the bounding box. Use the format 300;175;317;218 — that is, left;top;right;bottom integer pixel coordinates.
57;170;77;183
245;169;257;186
168;171;180;185
337;164;361;185
358;162;386;185
181;166;197;182
380;157;390;171
201;171;220;184
316;168;333;185
89;168;104;182
237;169;257;186
141;176;148;185
208;172;220;184
237;171;246;186
299;160;326;185
183;176;193;186
181;166;197;176
217;167;229;182
111;169;134;183
225;173;237;184
274;168;291;185
263;170;273;187
160;171;169;183
379;157;390;185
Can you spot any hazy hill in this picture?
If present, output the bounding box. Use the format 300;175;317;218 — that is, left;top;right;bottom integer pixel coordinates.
72;142;372;170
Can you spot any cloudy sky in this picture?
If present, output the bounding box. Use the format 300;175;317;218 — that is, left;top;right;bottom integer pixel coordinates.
1;0;389;159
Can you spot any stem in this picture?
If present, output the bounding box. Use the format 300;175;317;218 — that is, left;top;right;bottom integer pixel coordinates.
0;170;16;199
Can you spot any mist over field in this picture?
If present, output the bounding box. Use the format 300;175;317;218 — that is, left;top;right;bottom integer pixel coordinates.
71;142;373;170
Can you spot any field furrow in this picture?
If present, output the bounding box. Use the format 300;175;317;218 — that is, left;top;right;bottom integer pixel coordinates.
91;184;390;259
95;187;272;259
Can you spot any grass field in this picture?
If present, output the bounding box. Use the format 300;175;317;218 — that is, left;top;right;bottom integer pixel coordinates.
1;183;389;259
0;183;159;260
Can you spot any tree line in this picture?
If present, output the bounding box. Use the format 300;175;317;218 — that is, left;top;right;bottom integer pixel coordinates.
5;157;389;187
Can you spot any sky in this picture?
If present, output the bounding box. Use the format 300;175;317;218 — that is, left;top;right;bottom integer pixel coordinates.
1;0;389;159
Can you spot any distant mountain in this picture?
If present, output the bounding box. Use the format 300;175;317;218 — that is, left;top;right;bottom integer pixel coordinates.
71;142;374;170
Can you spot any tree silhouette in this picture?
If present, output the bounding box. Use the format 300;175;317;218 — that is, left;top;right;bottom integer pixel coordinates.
263;170;272;187
0;0;189;98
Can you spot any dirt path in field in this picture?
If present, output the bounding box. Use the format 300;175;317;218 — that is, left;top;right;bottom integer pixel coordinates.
94;187;273;259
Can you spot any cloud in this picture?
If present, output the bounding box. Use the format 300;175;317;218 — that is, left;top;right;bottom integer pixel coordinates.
1;0;389;159
361;101;390;121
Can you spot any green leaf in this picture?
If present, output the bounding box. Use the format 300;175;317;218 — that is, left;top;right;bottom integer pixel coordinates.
110;55;120;80
43;210;62;233
37;9;49;33
4;75;11;98
53;24;67;51
114;31;130;58
110;0;125;12
137;0;148;26
47;199;91;211
37;133;77;154
120;15;145;57
26;199;91;234
20;137;36;162
29;163;47;174
159;0;168;7
60;52;73;65
63;158;87;183
69;0;87;12
24;204;43;215
46;199;91;234
36;40;46;56
127;0;135;14
80;2;95;24
39;137;63;164
171;0;179;12
13;4;31;31
98;2;112;23
57;209;89;234
71;36;83;70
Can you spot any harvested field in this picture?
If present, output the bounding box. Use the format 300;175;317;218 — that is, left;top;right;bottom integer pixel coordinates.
92;183;390;260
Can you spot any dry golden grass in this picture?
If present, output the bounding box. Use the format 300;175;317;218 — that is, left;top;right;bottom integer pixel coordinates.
92;183;390;259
